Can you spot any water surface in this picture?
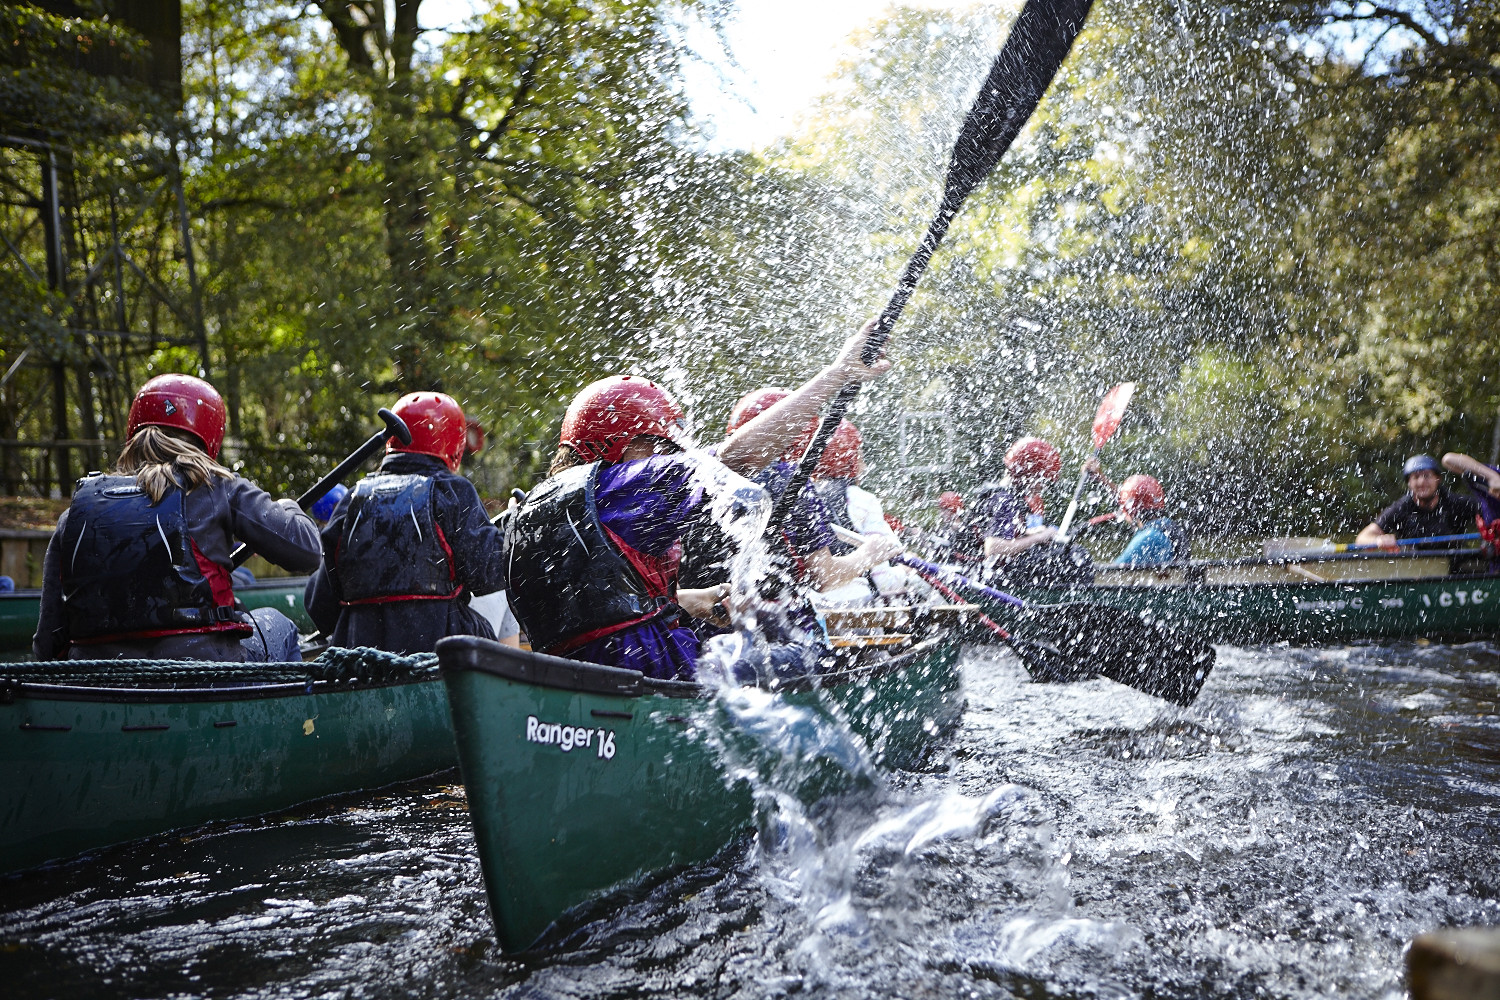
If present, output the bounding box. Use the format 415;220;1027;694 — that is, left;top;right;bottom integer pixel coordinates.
2;640;1497;998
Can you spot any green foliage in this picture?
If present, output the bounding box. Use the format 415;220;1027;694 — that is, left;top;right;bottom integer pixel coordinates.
178;0;734;493
755;0;1500;538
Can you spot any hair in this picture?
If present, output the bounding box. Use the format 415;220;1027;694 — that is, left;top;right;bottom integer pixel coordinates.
549;445;585;476
114;425;233;502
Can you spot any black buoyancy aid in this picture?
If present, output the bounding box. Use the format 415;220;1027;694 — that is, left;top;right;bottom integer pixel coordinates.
504;463;677;655
815;479;858;555
1159;518;1192;561
59;474;248;643
338;474;461;604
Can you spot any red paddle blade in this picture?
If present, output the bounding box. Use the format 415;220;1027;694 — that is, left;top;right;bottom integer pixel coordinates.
1091;382;1136;450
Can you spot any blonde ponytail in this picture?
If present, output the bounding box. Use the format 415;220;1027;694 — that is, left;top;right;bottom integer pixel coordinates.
114;426;234;502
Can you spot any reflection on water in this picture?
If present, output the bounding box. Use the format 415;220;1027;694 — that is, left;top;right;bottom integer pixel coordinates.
2;640;1497;998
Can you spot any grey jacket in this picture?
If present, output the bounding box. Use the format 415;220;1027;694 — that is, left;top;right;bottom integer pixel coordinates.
34;474;321;660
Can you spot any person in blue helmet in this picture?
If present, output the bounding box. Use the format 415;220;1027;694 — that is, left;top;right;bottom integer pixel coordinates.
1355;454;1480;549
304;392;519;654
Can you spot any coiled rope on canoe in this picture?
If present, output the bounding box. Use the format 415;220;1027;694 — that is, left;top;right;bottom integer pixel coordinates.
0;647;437;689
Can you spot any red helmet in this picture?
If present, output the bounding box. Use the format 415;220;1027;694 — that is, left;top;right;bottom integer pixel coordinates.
127;374;227;459
815;420;863;480
1004;436;1062;484
938;491;964;515
560;375;689;464
389;392;466;470
1119;474;1166;517
726;387;816;461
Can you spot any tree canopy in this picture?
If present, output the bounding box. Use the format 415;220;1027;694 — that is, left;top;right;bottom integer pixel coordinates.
2;0;1496;546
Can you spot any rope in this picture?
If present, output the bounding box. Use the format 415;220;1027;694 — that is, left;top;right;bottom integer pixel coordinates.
0;647;437;689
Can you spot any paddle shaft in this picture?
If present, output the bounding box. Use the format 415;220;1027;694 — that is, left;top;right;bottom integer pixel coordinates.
1054;451;1097;542
766;0;1096;533
230;408;411;569
1340;532;1481;552
907;564;1012;640
827;522;1027;609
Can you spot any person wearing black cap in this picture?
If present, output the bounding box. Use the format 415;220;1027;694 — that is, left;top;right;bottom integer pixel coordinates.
1354;454;1480;549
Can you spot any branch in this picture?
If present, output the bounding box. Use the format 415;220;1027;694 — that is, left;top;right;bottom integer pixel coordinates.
316;1;376;76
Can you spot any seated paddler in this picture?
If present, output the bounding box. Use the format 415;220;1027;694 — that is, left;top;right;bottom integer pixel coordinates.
1355;454;1479;550
304;392;517;654
724;392;903;606
807;417;910;604
502;328;892;680
1442;451;1500;558
1110;474;1191;565
33;374;321;662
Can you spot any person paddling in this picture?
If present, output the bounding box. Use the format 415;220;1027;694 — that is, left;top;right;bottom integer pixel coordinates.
502;328;892;680
1110;474;1191;565
1441;451;1500;557
808;418;910;604
1355;454;1479;550
33;374;321;662
304;392;520;654
724;393;903;602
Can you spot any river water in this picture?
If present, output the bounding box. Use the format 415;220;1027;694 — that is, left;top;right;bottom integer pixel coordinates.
2;640;1497;999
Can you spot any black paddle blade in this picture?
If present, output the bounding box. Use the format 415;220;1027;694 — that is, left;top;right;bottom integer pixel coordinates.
1014;604;1216;707
1008;633;1098;684
774;0;1097;532
943;0;1097;212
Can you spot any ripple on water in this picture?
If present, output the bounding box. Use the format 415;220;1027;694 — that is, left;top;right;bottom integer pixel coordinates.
2;641;1499;998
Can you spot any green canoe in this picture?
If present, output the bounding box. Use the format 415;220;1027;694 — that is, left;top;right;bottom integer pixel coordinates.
0;647;455;874
0;576;313;660
994;550;1500;645
438;627;965;953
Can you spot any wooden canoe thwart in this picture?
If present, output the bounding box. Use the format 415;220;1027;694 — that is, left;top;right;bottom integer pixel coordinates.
0;648;456;874
437;624;965;953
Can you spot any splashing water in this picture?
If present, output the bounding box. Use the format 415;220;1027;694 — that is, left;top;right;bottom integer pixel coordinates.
2;639;1498;998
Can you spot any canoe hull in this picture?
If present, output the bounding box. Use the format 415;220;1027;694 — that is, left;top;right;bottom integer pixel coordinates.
439;634;963;953
0;659;454;874
1007;569;1500;644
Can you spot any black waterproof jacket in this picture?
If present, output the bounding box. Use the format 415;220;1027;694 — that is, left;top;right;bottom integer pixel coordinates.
304;453;506;654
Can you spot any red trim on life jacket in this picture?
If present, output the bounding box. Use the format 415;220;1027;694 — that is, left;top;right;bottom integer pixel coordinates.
191;541;237;609
601;525;678;599
545;607;674;656
434;520;458;583
777;529;809;579
341;587;464;606
71;620;255;644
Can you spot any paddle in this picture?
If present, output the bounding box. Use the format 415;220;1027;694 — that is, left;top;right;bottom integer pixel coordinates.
230;408;412;569
902;560;1090;683
828;524;1213;705
1339;533;1481;553
1265;533;1482;557
1054;382;1135;543
767;0;1097;531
